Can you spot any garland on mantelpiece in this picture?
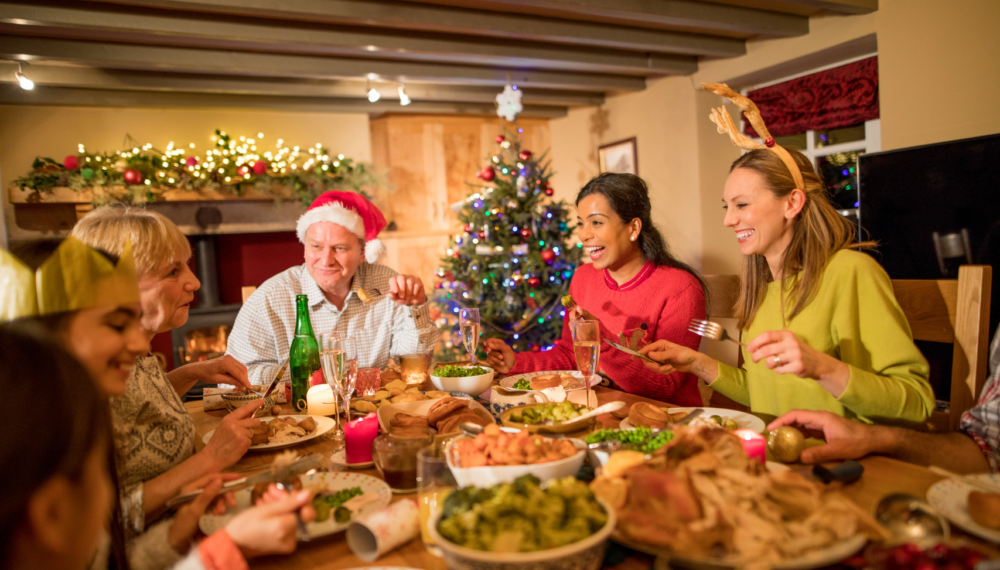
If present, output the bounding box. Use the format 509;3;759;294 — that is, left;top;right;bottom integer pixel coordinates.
13;129;384;205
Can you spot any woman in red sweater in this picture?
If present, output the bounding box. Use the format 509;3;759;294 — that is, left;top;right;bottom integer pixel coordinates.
484;173;707;405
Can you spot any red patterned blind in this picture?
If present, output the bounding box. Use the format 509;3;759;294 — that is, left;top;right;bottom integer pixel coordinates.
742;56;879;138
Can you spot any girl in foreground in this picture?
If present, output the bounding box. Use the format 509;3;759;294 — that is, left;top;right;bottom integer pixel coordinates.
0;328;314;570
639;84;932;424
486;173;707;405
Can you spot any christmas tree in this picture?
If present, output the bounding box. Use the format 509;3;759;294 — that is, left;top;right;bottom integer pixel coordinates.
433;131;583;361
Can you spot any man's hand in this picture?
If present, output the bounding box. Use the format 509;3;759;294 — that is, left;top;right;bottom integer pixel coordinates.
202;400;264;470
388;274;427;306
767;410;876;463
484;338;516;374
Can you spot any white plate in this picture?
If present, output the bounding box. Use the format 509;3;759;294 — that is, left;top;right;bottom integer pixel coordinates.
927;473;1000;543
202;415;336;451
499;370;600;392
376;397;494;433
619;407;766;434
199;471;391;540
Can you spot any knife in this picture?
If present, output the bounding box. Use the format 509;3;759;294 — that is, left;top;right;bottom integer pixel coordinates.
251;356;290;419
166;453;325;508
603;338;657;364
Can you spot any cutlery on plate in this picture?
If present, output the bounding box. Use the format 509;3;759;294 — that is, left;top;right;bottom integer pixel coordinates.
251;357;290;419
166;453;325;508
688;319;746;347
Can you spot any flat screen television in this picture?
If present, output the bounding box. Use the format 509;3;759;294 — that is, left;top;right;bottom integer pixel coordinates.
858;133;1000;406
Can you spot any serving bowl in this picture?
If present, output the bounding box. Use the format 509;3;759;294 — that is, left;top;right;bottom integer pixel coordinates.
500;403;596;434
429;365;495;398
220;391;276;413
428;496;616;570
446;432;587;487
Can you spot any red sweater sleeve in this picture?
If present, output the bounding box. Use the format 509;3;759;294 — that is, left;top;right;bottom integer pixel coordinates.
607;280;705;405
198;530;248;570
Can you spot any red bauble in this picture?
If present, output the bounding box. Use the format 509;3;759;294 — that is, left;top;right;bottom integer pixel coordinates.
123;169;143;185
544;187;555;196
252;160;268;175
444;271;454;280
64;155;79;170
479;166;496;182
452;251;461;258
540;249;555;263
185;156;198;167
520;228;531;238
464;223;472;233
239;165;250;176
495;135;505;143
519;150;532;161
527;276;541;288
531;344;541;353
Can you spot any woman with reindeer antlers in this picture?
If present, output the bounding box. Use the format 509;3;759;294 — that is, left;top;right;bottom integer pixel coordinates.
638;84;933;425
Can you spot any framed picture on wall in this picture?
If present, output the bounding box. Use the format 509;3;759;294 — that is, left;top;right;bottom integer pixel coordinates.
598;137;638;175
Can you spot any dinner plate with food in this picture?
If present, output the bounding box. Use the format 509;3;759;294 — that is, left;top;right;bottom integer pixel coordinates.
619;403;765;433
448;424;587;487
927;474;1000;543
378;396;494;435
499;370;600;393
202;414;336;451
199;470;391;540
500;401;596;434
591;427;887;569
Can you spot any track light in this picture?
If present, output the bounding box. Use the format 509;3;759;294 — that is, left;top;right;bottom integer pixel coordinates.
366;80;380;103
15;62;33;90
398;83;411;106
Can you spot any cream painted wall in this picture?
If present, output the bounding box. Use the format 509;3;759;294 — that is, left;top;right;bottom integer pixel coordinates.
554;0;1000;282
0;106;371;241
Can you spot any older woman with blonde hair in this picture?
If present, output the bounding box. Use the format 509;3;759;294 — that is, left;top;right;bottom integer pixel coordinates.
639;84;933;425
71;206;262;541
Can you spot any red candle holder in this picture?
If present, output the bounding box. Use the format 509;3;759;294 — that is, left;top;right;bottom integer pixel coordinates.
345;412;379;464
734;429;766;464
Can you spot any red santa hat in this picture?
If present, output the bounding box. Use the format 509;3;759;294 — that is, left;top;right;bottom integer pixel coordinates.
296;191;387;264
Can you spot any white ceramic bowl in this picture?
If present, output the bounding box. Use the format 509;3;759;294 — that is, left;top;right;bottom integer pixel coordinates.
447;434;587;488
429;365;495;397
428;495;616;570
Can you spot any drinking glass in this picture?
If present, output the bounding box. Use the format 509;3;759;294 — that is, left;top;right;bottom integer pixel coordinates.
417;445;456;556
372;429;436;493
321;333;358;435
572;320;600;406
319;332;345;439
459;308;481;365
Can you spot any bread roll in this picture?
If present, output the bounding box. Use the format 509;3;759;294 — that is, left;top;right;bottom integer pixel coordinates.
969;491;1000;529
437;412;488;435
391;413;430;429
530;375;561;391
629;402;670;429
427;398;468;426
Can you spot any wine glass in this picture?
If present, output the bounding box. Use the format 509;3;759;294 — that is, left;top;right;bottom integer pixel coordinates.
571;320;600;407
459;308;481;365
319;331;348;439
328;336;359;424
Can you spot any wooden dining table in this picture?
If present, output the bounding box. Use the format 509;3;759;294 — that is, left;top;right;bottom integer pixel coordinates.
186;385;965;569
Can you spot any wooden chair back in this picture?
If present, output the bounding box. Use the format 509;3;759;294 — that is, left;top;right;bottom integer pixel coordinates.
700;266;992;430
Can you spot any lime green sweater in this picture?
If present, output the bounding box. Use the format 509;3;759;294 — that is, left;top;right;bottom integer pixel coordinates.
711;250;933;424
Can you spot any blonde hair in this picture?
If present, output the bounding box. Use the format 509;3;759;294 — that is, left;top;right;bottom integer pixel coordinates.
71;206;191;278
731;148;875;330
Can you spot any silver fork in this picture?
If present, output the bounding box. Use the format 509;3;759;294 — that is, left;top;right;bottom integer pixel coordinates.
276;480;310;541
688;319;746;347
357;287;384;304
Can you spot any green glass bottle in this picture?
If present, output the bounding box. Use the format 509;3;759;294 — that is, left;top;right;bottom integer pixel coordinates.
289;294;320;413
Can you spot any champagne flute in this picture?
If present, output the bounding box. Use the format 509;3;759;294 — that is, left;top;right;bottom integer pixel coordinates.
459;308;481;365
319;331;347;439
329;337;359;424
572;320;600;407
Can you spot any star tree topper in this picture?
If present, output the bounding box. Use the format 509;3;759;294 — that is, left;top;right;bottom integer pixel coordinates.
496;84;523;122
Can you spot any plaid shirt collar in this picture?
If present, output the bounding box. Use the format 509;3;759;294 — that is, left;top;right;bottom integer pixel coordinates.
299;263;372;311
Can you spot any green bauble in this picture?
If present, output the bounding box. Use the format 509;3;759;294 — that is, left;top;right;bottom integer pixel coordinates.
80;168;95;180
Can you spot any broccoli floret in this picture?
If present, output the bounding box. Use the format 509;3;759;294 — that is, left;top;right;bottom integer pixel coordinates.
513;474;540;495
442;486;493;519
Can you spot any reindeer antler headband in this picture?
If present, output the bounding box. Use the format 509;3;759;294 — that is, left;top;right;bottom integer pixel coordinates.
702;82;805;191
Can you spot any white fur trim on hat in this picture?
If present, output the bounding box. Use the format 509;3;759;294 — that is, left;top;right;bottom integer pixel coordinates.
296;202;365;243
365;238;386;264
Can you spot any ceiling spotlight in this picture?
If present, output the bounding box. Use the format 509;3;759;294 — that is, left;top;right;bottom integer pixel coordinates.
398;83;411;106
15;62;33;90
366;80;380;103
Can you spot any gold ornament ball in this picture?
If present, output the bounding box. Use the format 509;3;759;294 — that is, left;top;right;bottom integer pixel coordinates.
766;426;806;463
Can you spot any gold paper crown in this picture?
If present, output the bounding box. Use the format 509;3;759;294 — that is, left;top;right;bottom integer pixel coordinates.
702;82;805;191
0;237;140;322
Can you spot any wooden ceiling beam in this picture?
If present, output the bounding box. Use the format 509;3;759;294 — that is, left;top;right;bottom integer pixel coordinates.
0;36;646;92
89;0;747;54
400;0;809;37
0;62;605;106
0;2;700;75
759;0;877;15
0;84;569;117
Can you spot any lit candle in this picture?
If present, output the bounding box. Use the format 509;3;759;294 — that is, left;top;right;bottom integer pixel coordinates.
734;429;766;464
306;384;338;417
345;412;379;464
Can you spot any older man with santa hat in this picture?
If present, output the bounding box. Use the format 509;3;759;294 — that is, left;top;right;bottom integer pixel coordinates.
226;191;440;384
